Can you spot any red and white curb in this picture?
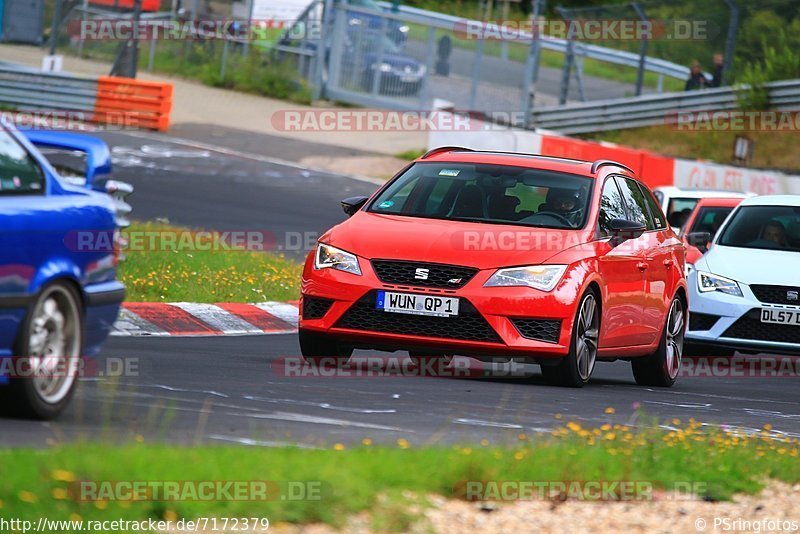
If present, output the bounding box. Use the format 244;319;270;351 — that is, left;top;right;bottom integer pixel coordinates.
111;302;299;337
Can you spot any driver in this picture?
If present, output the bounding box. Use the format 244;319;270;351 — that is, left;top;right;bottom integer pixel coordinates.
762;220;788;248
543;188;583;225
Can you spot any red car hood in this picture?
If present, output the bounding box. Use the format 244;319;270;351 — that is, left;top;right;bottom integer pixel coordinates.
323;212;590;270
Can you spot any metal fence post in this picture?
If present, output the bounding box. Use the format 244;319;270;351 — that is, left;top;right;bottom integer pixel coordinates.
557;7;573;106
632;2;648;97
327;6;347;90
220;38;229;79
521;0;546;128
147;32;157;72
312;0;333;99
420;26;437;109
469;39;485;111
722;0;739;85
371;16;388;95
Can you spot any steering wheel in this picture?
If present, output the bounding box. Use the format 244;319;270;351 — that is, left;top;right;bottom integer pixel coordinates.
530;211;575;227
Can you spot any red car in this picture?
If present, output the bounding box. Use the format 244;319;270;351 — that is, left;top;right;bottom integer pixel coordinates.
300;148;688;387
679;197;743;268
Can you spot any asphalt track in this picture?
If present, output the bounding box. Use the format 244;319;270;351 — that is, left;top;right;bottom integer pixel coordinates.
1;127;798;446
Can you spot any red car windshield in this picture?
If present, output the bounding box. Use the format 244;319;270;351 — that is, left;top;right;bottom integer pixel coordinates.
368;162;593;229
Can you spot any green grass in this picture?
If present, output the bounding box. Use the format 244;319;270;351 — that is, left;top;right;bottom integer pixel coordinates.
395;148;426;160
0;419;797;531
117;222;302;303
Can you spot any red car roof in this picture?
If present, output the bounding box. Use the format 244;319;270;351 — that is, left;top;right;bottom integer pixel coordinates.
416;149;634;179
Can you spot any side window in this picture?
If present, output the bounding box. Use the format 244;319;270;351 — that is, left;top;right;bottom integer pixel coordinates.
598;177;627;237
0;130;44;195
638;182;667;229
617;177;651;229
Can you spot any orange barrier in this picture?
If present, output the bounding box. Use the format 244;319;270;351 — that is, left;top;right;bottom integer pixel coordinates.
93;76;173;132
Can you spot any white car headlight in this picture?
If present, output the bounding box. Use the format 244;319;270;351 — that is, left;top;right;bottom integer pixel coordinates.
484;265;567;292
314;243;361;275
697;270;742;297
378;62;393;73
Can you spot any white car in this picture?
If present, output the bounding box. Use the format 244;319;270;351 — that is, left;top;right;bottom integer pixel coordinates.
652;186;753;232
686;195;800;355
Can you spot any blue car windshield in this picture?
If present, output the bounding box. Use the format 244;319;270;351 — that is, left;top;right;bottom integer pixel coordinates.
368;162;593;229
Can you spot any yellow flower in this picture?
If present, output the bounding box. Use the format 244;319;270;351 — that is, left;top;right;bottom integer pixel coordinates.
514;451;525;461
51;488;68;500
480;439;489;447
518;433;527;441
135;435;145;443
763;424;773;431
604;407;615;414
69;513;81;522
362;438;373;446
462;448;472;456
672;419;681;426
18;491;37;503
164;509;178;521
51;470;76;482
334;443;345;451
397;438;410;449
554;413;563;420
95;500;108;510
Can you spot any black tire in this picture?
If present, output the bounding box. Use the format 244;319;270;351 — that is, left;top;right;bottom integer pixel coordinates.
541;290;600;388
3;282;83;419
409;352;453;377
632;295;686;387
298;329;352;367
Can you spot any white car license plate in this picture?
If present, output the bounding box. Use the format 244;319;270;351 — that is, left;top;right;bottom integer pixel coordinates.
377;291;459;318
760;308;800;326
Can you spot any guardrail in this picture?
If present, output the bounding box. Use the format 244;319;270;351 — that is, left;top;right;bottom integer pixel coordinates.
0;66;173;131
529;79;800;134
376;1;691;81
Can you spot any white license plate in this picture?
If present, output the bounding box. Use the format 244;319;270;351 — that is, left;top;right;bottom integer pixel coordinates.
760;308;800;326
400;76;419;83
377;291;459;318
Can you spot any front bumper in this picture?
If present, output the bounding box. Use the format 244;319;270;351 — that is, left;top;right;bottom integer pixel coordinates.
686;273;800;355
301;261;578;360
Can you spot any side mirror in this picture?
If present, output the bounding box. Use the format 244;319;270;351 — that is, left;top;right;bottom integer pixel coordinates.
610;218;646;244
686;232;712;253
341;196;369;217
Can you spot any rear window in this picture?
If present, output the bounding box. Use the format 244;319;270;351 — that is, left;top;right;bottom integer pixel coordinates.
0;129;44;195
682;206;734;238
368;162;594;229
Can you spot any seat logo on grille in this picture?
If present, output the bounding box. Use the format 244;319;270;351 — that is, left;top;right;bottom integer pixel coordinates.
788;290;799;301
448;278;463;285
414;268;430;280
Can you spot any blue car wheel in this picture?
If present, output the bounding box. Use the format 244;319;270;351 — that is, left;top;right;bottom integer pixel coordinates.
3;282;84;419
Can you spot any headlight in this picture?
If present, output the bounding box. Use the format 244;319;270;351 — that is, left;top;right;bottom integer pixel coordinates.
314;243;361;275
484;265;567;292
697;270;742;297
378;62;393;73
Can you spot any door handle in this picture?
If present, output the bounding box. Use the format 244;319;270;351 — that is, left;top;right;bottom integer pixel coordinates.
637;262;649;271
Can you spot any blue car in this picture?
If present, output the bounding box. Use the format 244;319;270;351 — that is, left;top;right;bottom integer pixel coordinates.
0;124;127;419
